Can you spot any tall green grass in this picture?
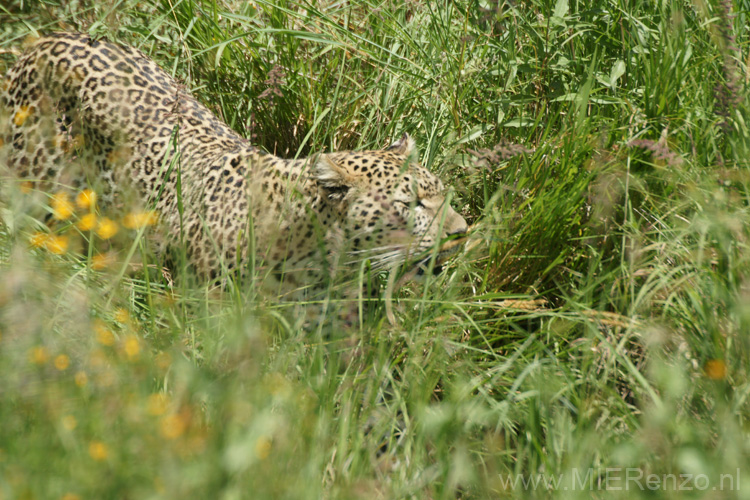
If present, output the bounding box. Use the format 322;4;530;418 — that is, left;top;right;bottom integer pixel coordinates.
1;0;749;498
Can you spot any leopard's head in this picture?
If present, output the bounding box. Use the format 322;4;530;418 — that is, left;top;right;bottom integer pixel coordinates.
314;134;468;272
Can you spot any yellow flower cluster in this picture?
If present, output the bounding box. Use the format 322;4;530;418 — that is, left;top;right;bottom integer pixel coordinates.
30;232;69;255
28;346;71;371
92;318;142;363
123;211;159;229
145;393;194;440
47;190;119;239
27;188;159;264
52;192;75;220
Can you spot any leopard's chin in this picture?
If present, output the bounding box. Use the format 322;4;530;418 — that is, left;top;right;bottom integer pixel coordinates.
412;234;467;276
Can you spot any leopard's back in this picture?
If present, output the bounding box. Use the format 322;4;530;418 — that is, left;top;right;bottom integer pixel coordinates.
1;33;268;275
1;33;468;296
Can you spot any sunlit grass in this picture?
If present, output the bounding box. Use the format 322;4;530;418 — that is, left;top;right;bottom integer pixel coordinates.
0;0;749;498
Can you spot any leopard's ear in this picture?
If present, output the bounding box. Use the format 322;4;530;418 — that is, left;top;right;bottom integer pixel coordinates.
312;154;356;200
386;132;417;160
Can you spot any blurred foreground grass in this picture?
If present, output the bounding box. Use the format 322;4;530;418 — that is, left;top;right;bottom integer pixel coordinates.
1;0;749;498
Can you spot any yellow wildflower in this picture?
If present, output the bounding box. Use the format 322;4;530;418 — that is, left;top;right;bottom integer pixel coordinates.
46;235;69;255
123;210;158;229
30;232;48;248
54;354;70;370
29;346;50;364
114;308;130;323
123;334;140;360
13;105;33;126
61;493;81;500
96;217;118;239
88;441;109;461
93;321;115;346
91;252;116;270
76;189;97;209
51;192;74;220
147;393;169;416
74;371;88;387
77;213;97;231
160;412;189;440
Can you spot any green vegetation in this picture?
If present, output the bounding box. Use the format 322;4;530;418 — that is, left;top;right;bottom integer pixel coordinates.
1;0;749;498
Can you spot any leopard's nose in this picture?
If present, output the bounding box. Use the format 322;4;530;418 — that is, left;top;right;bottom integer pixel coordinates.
448;216;469;237
449;227;468;237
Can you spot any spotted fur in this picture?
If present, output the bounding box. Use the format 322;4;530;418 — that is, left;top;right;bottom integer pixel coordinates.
1;33;467;296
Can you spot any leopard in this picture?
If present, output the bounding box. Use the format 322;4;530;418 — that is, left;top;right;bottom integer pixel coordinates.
1;32;467;298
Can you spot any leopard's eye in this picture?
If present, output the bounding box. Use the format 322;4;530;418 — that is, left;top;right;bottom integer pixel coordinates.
395;200;424;209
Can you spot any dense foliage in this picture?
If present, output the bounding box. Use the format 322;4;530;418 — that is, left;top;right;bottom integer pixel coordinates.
1;0;748;498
